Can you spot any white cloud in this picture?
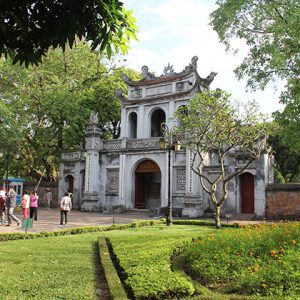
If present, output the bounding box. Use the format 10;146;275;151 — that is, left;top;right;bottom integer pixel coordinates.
122;0;284;114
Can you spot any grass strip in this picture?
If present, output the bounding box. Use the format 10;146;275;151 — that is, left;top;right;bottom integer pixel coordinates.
98;237;128;300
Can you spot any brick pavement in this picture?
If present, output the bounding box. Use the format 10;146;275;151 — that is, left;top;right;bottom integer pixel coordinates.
0;208;269;234
0;208;152;234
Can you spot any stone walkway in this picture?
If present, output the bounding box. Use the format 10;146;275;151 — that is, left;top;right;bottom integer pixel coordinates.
0;208;152;234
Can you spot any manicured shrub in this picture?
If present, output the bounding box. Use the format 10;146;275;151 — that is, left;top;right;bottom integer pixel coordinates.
98;237;128;300
184;222;300;297
0;219;164;242
106;226;216;299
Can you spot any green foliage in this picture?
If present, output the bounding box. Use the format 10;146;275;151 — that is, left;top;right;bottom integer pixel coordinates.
174;90;271;228
268;125;300;182
184;222;300;297
271;79;300;180
211;1;300;165
0;1;138;66
210;0;300;91
0;42;140;181
98;237;128;300
107;225;216;299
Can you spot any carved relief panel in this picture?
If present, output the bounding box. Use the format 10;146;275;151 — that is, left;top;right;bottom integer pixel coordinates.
176;168;186;192
107;169;119;192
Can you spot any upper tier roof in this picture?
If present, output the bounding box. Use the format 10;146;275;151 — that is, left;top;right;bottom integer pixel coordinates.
117;56;217;103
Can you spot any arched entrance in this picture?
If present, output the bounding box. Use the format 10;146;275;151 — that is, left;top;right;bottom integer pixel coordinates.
135;160;161;209
240;172;255;214
65;175;74;194
129;112;137;139
150;109;165;137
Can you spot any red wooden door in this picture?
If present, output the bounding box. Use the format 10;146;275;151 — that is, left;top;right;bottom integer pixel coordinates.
135;160;160;209
66;175;74;193
240;173;254;213
135;174;146;208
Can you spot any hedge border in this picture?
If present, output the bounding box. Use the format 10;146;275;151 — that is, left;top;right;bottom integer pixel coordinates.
0;219;242;243
0;219;163;242
98;237;128;300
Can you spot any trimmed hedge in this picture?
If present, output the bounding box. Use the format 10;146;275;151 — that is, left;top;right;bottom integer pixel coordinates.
105;226;217;299
0;219;164;242
173;219;240;228
98;237;128;300
0;219;241;243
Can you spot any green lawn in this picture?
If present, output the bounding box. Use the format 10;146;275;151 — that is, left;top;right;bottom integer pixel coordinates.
0;225;216;299
2;223;297;300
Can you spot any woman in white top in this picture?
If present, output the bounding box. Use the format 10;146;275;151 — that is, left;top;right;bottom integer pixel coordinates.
21;190;30;219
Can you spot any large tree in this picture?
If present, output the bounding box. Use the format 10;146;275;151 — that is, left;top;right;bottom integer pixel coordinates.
174;90;271;229
210;0;300;182
268;122;300;183
0;0;138;66
0;41;140;181
210;0;300;91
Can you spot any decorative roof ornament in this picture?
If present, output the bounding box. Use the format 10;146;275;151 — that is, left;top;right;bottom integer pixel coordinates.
89;112;99;125
141;65;155;80
183;56;198;72
121;74;131;84
200;72;218;88
163;63;175;76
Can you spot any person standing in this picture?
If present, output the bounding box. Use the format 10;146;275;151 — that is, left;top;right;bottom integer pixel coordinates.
60;192;72;225
21;190;30;220
29;189;38;221
44;188;52;209
7;186;21;226
0;187;6;225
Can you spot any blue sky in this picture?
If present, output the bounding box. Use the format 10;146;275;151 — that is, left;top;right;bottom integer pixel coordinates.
122;0;284;115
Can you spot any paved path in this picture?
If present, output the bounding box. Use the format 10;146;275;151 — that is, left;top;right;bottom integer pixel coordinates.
0;208;152;234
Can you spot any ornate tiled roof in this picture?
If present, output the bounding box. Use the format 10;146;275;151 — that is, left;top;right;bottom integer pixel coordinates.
117;56;217;103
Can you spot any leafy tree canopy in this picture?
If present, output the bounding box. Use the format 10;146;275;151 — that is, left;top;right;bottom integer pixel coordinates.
0;41;140;181
268;126;300;183
210;0;300;90
211;0;300;179
0;0;138;66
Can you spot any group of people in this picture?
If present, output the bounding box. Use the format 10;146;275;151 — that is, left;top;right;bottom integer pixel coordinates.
0;186;40;226
0;186;73;226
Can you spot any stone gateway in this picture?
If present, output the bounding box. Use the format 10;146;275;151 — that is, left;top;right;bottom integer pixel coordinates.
59;57;273;217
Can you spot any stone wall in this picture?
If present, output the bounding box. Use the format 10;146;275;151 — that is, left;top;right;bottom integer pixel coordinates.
266;184;300;220
24;181;59;208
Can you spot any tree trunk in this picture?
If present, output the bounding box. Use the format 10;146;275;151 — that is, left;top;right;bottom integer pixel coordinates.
214;206;221;229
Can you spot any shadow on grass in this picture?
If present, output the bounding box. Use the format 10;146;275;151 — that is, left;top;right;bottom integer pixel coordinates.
106;237;134;300
93;241;112;300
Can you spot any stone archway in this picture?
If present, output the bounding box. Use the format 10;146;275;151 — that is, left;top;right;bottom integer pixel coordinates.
129;111;137;139
240;172;255;214
150;109;165;137
135;160;161;209
65;175;74;194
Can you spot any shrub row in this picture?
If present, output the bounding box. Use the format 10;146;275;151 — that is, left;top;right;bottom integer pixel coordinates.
98;237;128;300
172;219;240;228
106;227;201;299
0;219;163;242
